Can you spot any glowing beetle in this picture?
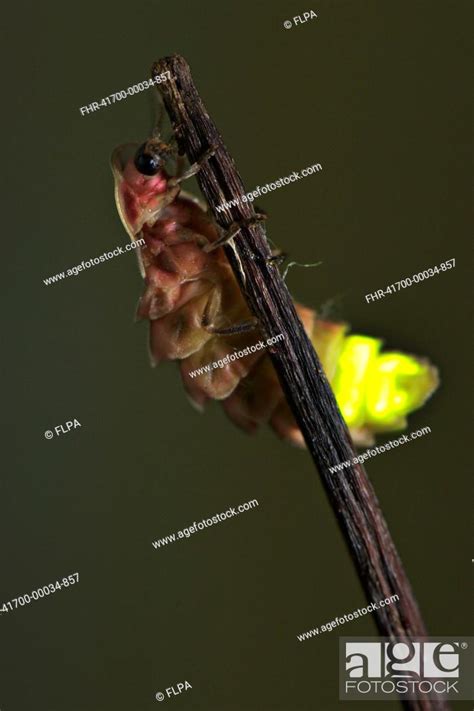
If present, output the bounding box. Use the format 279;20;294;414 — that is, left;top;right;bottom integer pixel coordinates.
111;135;438;447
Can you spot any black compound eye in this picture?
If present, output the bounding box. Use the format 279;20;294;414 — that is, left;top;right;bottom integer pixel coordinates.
134;143;161;175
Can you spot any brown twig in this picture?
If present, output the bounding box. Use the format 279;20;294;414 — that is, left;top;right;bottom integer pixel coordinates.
153;55;448;710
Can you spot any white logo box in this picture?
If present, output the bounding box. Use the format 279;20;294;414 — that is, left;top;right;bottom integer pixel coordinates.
339;637;473;701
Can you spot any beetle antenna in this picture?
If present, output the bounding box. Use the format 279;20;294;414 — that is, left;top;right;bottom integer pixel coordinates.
282;260;322;281
149;88;165;139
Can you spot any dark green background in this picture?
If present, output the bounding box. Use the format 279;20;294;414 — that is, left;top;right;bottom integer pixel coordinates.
2;1;472;709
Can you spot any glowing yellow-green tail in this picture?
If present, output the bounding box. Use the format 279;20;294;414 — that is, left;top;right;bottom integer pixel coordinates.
312;319;439;446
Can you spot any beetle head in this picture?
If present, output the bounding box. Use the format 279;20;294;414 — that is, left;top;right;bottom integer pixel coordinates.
134;139;174;176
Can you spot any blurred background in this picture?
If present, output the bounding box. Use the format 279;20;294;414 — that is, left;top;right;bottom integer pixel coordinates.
1;0;472;708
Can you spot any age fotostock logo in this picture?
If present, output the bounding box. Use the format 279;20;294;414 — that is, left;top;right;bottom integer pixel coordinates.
339;637;473;701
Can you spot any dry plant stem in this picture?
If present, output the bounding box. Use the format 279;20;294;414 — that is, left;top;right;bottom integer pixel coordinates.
153;55;448;711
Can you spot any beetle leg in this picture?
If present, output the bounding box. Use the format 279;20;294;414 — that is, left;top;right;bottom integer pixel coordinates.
175;153;186;180
163;227;211;250
201;288;220;331
206;319;259;336
201;290;258;336
204;213;267;253
169;146;217;186
203;223;242;253
266;249;288;267
150;92;166;139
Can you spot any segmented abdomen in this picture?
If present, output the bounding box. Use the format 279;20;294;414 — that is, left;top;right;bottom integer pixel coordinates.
137;195;268;402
